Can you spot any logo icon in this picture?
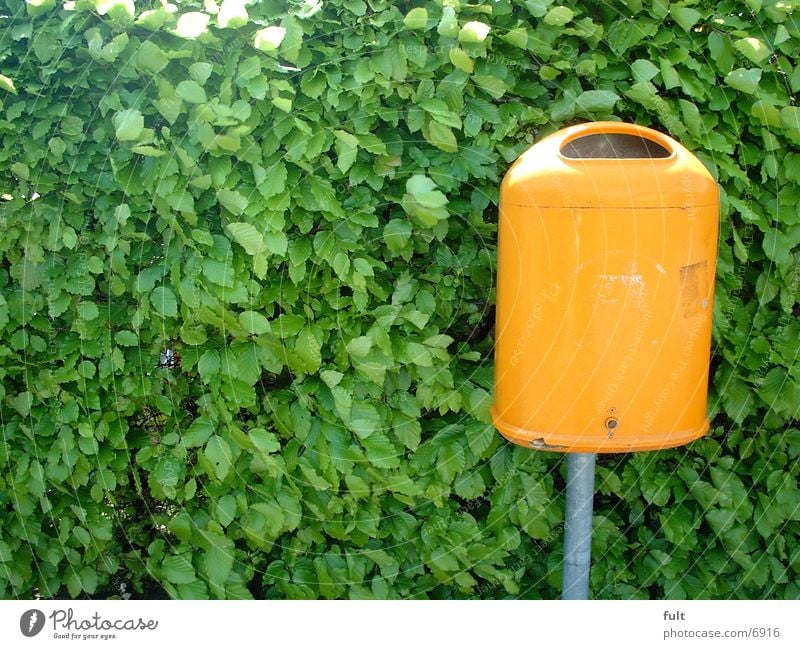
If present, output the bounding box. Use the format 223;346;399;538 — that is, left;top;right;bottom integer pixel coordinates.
20;609;45;637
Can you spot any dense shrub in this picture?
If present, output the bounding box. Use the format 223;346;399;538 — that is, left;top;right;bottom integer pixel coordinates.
0;0;798;599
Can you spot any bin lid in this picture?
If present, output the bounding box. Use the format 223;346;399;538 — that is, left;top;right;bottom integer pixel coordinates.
501;121;718;210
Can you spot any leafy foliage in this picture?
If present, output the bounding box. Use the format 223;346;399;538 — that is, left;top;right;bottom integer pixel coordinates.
0;0;798;600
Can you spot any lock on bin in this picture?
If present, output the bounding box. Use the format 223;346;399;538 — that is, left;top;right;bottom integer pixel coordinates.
491;122;719;453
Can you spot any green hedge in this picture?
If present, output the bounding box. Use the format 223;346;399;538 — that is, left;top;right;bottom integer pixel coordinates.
1;0;798;599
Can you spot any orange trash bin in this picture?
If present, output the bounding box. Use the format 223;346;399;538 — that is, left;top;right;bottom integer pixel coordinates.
490;121;719;453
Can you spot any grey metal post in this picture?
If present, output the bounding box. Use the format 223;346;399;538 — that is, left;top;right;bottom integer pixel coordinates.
562;452;596;600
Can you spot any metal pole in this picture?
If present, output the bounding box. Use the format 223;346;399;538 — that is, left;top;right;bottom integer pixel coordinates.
562;452;596;600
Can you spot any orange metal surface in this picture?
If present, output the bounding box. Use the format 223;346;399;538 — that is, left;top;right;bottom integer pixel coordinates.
491;122;719;453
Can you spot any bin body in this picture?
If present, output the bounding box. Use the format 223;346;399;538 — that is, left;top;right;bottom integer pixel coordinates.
491;122;719;453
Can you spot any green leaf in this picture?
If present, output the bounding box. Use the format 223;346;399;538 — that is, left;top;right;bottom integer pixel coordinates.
95;0;135;24
255;162;287;198
722;378;755;424
162;555;196;584
0;539;12;562
113;109;144;141
189;62;213;85
708;32;735;74
115;330;138;346
405;341;432;366
763;230;790;265
211;495;236;528
402;174;449;226
154;96;182;125
175;12;210;39
424;120;458;153
346;336;372;358
734;37;770;64
254;26;286;53
204;435;232;481
454;472;485;499
77;301;99;321
279;15;303;63
472;74;506;99
250;428;280;454
180;322;207;345
177;79;207;104
135;8;169;29
437;6;458;37
437;442;465;481
670;6;702;31
751;100;781;127
151;286;178;317
226;222;266;255
273;314;305;338
251;502;285;538
725;68;762;94
0;74;17;94
383;219;413;253
26;0;57;17
334;130;359;173
544;6;574;26
217;189;248;215
264;231;288;256
349;403;380;439
239;310;270;335
575;89;620;114
217;0;248;29
466;421;494;457
137;41;169;74
11;163;29;180
467;387;492;422
449;47;474;74
429;547;459;572
781;106;800;130
393;415;421;450
203;258;235;287
502;27;528;49
184;417;216;447
203;533;234;589
631;59;660;83
320;370;343;387
67;567;98;597
198;349;220;382
12;392;32;417
362;433;398;468
295;327;322;373
424;334;453;348
458;21;490;43
403;7;428;30
131;145;166;157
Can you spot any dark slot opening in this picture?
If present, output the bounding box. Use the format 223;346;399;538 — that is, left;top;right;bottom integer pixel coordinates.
561;133;671;159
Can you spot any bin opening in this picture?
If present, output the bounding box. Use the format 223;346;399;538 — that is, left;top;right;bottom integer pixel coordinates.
560;133;671;159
